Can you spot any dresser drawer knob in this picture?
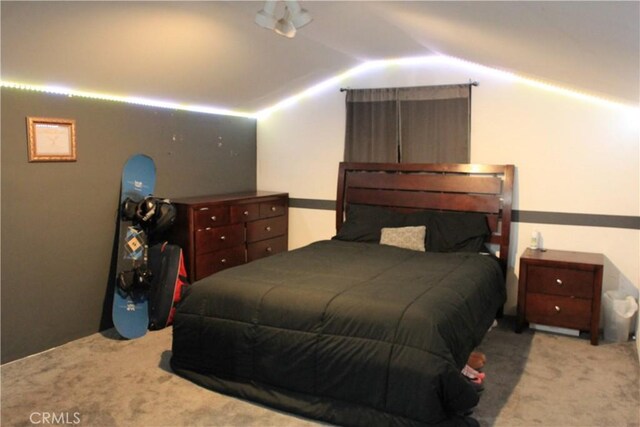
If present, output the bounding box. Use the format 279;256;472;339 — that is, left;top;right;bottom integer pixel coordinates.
265;226;272;232
244;210;249;216
271;206;277;212
556;279;563;286
221;258;227;264
554;305;561;312
199;207;210;211
266;246;273;253
220;235;226;240
211;215;217;221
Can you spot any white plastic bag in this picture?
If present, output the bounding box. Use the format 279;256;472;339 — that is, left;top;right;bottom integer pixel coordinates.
614;295;638;318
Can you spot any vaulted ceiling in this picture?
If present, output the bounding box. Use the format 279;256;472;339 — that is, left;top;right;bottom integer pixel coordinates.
2;1;638;114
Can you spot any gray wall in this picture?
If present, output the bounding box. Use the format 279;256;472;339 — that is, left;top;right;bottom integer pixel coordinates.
1;88;257;363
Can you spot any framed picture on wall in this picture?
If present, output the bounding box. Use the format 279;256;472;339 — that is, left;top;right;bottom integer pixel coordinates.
26;117;77;162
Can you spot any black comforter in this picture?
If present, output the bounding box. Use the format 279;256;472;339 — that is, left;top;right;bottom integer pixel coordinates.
171;240;505;426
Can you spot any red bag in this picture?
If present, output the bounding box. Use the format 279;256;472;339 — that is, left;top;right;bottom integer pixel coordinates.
148;242;189;330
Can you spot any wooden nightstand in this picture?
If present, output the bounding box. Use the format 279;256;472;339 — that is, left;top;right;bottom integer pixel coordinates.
516;248;604;345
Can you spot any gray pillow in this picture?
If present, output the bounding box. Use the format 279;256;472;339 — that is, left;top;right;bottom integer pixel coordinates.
380;226;426;252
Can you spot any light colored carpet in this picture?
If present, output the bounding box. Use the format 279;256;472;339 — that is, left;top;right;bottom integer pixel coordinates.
1;319;638;426
474;321;639;427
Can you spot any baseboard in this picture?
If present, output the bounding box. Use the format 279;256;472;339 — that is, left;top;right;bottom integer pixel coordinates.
530;323;580;337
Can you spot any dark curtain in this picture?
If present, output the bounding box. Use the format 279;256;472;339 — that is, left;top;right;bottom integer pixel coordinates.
344;88;398;162
344;84;471;163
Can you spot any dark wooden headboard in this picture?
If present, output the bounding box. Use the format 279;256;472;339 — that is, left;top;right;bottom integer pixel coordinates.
336;162;515;268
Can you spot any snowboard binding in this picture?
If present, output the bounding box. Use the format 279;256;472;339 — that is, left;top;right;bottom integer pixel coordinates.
122;196;176;237
117;265;153;295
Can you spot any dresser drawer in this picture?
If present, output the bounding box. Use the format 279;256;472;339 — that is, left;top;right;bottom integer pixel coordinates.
195;246;245;281
526;293;592;330
230;203;260;223
194;206;230;229
259;199;287;218
247;216;287;243
247;235;288;262
195;223;244;253
528;265;594;299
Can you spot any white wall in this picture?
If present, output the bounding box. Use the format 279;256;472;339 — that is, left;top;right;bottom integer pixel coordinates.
256;58;640;330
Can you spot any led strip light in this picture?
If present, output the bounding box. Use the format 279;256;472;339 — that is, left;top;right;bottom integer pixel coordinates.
2;54;638;120
256;55;639;118
0;81;257;119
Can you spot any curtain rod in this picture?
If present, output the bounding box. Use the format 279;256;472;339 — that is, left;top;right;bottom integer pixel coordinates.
340;81;479;92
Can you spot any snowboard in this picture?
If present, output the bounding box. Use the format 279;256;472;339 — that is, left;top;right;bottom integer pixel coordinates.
112;154;156;339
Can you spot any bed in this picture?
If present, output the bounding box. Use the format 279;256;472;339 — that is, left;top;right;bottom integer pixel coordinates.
170;162;514;426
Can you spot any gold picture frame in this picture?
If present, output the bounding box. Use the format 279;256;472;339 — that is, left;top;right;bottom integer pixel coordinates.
27;117;77;162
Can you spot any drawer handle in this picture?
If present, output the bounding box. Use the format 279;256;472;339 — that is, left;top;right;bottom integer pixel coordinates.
266;246;273;253
211;215;217;221
265;226;272;232
556;279;563;286
243;210;249;216
554;305;561;313
205;227;212;231
220;235;226;240
199;207;210;211
271;206;277;212
221;258;227;264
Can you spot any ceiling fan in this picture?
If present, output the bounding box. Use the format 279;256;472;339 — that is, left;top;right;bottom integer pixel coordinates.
255;0;312;38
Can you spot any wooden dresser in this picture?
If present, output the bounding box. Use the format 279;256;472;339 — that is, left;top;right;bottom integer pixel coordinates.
516;248;604;345
167;191;288;282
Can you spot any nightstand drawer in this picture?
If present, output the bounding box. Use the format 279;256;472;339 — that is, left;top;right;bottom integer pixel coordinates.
526;293;592;330
527;265;594;299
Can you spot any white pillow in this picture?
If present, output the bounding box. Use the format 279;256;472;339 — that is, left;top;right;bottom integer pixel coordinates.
380;226;426;252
